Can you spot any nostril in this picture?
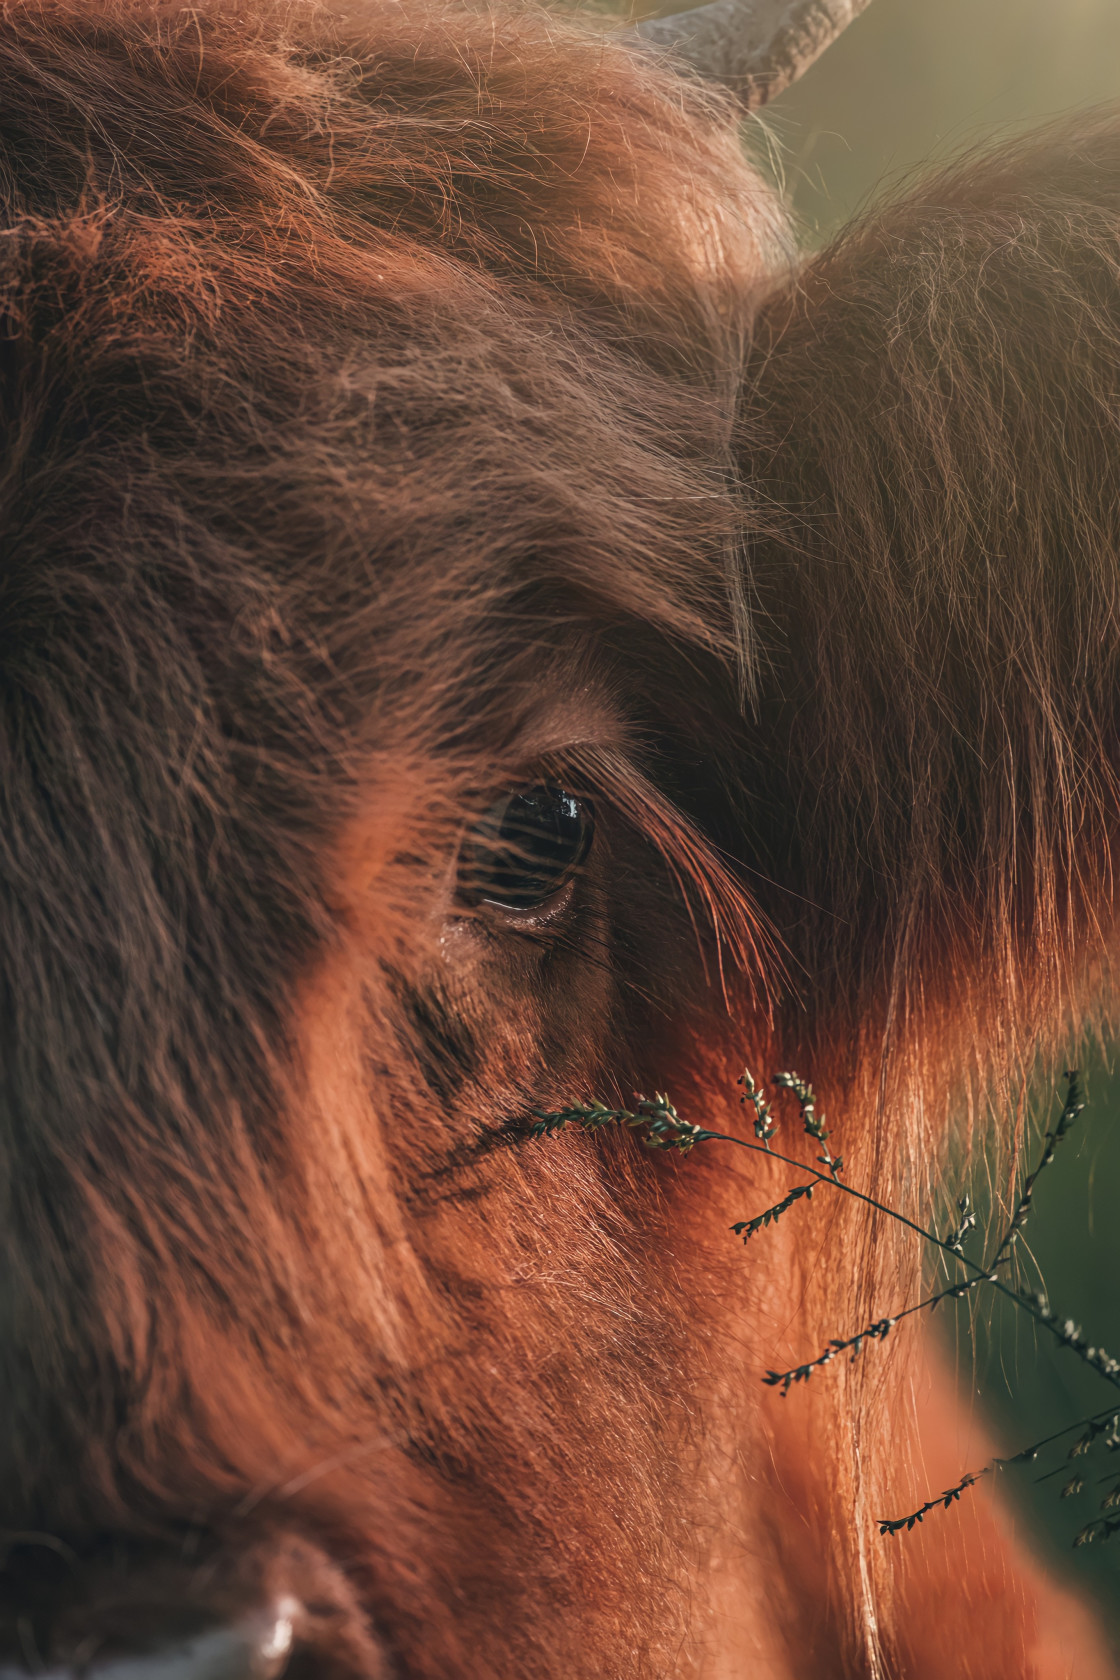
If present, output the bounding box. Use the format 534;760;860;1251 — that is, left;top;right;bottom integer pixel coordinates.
0;1598;300;1680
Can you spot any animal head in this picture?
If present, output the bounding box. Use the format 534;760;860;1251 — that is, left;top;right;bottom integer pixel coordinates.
0;3;1117;1676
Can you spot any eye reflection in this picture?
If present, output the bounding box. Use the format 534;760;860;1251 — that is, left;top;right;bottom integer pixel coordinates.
458;784;595;910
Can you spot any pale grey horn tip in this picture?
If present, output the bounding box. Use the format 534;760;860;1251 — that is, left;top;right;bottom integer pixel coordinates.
634;0;874;110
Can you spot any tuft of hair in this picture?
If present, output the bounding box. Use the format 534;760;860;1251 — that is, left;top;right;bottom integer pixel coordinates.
737;108;1120;1671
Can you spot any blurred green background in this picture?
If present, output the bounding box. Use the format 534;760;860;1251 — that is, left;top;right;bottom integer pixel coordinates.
757;0;1120;1632
760;0;1120;237
945;1070;1120;1632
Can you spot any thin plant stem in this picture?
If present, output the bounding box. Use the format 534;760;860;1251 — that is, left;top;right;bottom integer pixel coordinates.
763;1273;994;1396
527;1070;1120;1543
532;1077;1119;1395
879;1407;1120;1536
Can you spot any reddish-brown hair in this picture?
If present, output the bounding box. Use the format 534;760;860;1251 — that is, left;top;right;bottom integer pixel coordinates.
0;4;790;1671
0;2;1115;1675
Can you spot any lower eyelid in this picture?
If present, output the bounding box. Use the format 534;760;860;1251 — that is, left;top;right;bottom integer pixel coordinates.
478;876;577;929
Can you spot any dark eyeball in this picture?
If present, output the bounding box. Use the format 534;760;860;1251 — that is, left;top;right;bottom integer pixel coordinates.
458;784;595;910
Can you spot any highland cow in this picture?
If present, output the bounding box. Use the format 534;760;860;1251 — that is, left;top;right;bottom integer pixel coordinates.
0;0;1116;1675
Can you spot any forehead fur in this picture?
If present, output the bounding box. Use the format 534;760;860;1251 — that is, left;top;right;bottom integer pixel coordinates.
0;1;788;1004
0;0;791;812
0;0;785;1548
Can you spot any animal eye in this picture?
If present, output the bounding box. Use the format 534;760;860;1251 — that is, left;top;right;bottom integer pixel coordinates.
458;784;595;910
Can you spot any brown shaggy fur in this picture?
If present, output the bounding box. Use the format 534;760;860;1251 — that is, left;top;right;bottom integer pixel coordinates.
0;2;1114;1675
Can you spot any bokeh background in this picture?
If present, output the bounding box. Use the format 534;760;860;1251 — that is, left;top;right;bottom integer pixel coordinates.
756;0;1120;240
624;0;1120;1631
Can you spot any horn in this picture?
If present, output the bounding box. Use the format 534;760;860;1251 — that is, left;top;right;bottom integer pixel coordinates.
635;0;873;109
